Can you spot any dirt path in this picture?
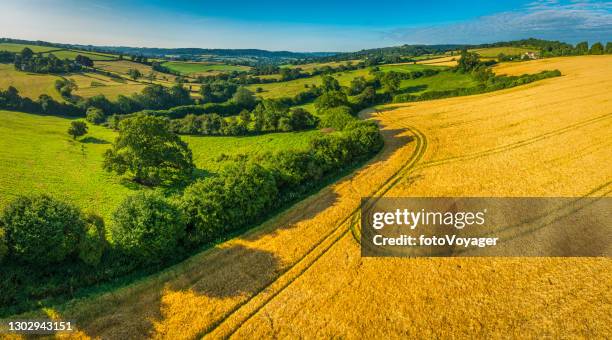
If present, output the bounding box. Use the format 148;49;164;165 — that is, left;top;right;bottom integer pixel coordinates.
19;56;611;339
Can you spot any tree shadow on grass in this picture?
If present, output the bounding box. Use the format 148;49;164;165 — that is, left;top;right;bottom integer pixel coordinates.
397;84;428;94
81;136;110;144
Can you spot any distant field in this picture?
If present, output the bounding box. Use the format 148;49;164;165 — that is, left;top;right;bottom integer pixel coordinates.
162;61;251;75
378;63;448;72
43;49;117;61
0;110;320;220
397;70;479;95
95;60;168;79
0;64;63;101
471;47;536;57
248;64;445;99
0;43;58;53
416;55;459;67
283;59;362;73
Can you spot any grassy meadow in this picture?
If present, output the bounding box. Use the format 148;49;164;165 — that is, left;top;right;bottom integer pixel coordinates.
471;46;536;57
28;55;611;339
247;63;449;99
0;43;58;53
0;64;64;101
162;61;251;75
42;49;118;61
0;110;320;221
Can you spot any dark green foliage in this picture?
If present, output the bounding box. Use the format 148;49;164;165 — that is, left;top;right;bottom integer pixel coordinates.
75;55;94;67
349;76;368;95
103;115;194;186
0;227;7;263
319;106;356;130
85;107;105;124
13;48;81;74
606;42;612;54
54;78;77;98
314;90;349;113
1;195;85;265
575;41;589;55
232;87;256;109
321;75;341;92
78;213;106;266
280;67;307;81
394;70;561;103
456;50;482;73
68;121;88;139
0;86;84;116
199;81;238;103
112;191;185;263
128;68;142;80
589;42;604;55
181;163;278;245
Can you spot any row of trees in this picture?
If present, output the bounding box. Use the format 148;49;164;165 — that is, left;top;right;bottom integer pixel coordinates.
13;48;81;73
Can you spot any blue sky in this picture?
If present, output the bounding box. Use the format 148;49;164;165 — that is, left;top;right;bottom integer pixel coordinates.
0;0;610;51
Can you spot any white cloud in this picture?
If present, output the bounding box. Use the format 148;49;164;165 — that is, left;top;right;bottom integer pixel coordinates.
385;0;612;44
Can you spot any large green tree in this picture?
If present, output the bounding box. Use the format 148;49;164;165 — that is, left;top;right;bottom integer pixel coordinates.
103;115;194;186
589;42;604;55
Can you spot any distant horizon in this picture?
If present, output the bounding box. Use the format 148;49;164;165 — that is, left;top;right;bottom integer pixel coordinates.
0;0;610;52
1;36;604;55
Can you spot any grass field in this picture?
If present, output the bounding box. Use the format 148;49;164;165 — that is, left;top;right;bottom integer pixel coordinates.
94;60;178;82
0;43;58;53
282;59;362;73
162;61;251;75
21;55;611;339
397;70;479;94
247;64;447;99
0;110;320;222
0;64;63;101
43;49;118;61
471;46;536;57
416;55;459;67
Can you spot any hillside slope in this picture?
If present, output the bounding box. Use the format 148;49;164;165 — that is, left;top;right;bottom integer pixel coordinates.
10;55;611;339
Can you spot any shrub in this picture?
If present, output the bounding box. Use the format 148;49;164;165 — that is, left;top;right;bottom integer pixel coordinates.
78;213;107;266
85;107;105;125
68;121;88;139
319;106;356;130
1;195;85;265
0;226;7;263
112;191;185;263
181;162;278;246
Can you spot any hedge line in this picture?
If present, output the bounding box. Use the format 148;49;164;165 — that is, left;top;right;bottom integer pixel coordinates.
0;119;383;316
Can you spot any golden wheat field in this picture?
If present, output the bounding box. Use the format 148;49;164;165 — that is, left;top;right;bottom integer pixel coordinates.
416;55;459;67
6;55;611;339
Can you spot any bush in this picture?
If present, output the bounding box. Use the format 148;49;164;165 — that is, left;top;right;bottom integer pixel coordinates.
112;191;185;263
181;162;278;246
68;121;88;139
1;195;85;265
85;107;105;125
0;226;7;263
319;106;356;130
78;213;107;266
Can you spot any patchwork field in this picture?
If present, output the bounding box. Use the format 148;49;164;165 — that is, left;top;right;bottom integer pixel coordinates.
94;60;178;83
0;43;58;53
162;61;251;75
416;55;459;67
43;49;118;61
282;59;362;72
247;63;447;99
12;55;609;338
471;46;536;57
0;110;319;221
0;64;63;101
